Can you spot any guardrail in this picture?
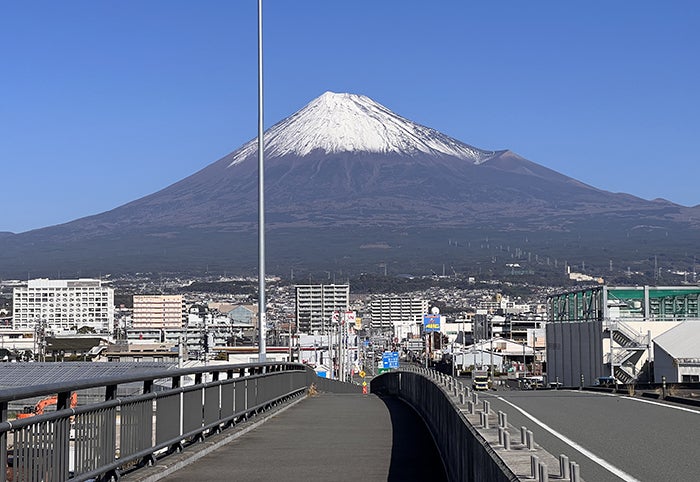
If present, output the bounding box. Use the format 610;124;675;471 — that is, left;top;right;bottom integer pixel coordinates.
372;366;584;482
0;362;340;482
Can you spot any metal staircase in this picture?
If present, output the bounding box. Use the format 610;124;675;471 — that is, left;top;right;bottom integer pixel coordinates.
604;320;650;384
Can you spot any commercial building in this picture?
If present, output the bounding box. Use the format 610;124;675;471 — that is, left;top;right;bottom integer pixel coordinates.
295;285;349;334
546;285;700;386
12;279;114;335
653;322;700;383
132;295;186;330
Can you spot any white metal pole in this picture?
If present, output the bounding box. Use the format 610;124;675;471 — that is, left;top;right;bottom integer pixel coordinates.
257;0;267;362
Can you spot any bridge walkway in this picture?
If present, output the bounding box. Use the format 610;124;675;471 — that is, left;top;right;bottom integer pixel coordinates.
134;392;447;482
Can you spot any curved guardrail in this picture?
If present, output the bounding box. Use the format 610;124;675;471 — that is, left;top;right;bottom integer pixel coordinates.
0;362;355;482
371;366;584;482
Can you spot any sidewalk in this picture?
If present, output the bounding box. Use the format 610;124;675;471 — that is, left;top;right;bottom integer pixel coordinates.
155;392;447;481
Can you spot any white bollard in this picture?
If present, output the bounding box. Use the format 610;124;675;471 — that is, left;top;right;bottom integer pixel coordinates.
559;454;570;479
530;455;539;479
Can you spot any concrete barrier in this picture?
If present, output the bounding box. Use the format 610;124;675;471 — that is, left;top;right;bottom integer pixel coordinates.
371;370;519;482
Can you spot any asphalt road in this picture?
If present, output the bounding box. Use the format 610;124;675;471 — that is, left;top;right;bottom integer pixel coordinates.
481;389;700;482
161;393;447;482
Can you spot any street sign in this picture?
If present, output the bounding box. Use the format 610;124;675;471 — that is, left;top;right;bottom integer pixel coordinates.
359;370;366;378
382;351;399;369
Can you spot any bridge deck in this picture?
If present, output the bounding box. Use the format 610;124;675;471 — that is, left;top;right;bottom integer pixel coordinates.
157;392;447;481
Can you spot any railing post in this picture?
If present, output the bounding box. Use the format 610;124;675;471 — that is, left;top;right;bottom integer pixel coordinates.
144;379;154;394
504;430;511;450
570;461;581;482
526;430;534;450
0;401;7;482
57;390;71;410
559;454;570;479
106;384;117;401
530;455;539;479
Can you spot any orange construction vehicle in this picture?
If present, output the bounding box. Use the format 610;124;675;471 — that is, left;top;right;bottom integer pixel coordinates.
16;392;77;419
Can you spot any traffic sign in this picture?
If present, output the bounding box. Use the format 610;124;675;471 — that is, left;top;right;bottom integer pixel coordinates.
359;370;366;378
382;351;399;369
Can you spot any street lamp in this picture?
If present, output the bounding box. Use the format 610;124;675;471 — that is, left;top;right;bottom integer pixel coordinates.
256;0;267;363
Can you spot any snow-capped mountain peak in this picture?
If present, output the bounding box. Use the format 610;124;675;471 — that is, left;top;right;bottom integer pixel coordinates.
229;91;497;166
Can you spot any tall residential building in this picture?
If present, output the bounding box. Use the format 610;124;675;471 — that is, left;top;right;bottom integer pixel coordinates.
369;297;428;338
132;295;186;330
12;279;114;334
295;284;349;334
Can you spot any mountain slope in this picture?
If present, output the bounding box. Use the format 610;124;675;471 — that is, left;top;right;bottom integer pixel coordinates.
0;92;697;277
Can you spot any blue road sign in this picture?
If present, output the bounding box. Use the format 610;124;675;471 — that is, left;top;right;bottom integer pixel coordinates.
382;351;399;369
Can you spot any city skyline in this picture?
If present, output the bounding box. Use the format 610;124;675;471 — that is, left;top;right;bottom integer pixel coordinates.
2;1;698;233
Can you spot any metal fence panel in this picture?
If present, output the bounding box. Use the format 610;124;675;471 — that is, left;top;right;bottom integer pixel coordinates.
234;380;246;414
155;393;181;445
203;386;220;426
182;389;202;435
119;399;153;461
74;407;116;477
221;381;234;419
246;380;257;411
11;418;70;482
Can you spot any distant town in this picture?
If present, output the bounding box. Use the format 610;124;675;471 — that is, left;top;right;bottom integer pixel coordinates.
2;271;699;388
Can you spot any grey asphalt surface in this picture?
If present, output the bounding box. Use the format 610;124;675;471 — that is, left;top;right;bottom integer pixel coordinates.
481;388;700;482
161;393;447;482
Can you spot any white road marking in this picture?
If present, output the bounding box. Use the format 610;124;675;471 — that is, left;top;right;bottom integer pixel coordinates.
619;395;700;414
494;395;641;482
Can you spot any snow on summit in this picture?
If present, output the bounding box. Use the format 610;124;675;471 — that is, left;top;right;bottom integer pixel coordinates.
229;92;496;165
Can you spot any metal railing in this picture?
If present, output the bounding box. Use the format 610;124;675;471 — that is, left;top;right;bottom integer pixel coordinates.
0;362;324;482
373;365;585;482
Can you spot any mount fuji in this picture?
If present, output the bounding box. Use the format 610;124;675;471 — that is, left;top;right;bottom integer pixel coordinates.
1;92;698;278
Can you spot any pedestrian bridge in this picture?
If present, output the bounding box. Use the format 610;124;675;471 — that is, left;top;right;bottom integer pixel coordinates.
1;362;586;482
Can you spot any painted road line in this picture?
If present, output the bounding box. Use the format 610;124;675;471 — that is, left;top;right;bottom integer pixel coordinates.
494;395;641;482
619;395;700;415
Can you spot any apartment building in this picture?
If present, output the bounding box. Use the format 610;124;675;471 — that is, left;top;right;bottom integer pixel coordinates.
295;284;349;334
369;297;428;339
132;295;186;330
13;279;114;334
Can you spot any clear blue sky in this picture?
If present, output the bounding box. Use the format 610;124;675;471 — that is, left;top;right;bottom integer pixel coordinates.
2;1;698;233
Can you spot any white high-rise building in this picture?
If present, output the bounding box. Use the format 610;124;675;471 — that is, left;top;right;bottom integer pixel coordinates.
369;297;428;339
12;279;114;334
295;284;349;334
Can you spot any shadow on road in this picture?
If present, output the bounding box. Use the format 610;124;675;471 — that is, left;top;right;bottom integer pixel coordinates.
375;395;448;482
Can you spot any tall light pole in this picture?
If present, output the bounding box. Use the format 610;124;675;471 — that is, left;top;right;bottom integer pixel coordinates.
257;0;267;362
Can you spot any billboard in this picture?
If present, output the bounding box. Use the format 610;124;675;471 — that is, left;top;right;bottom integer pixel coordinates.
423;314;441;333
